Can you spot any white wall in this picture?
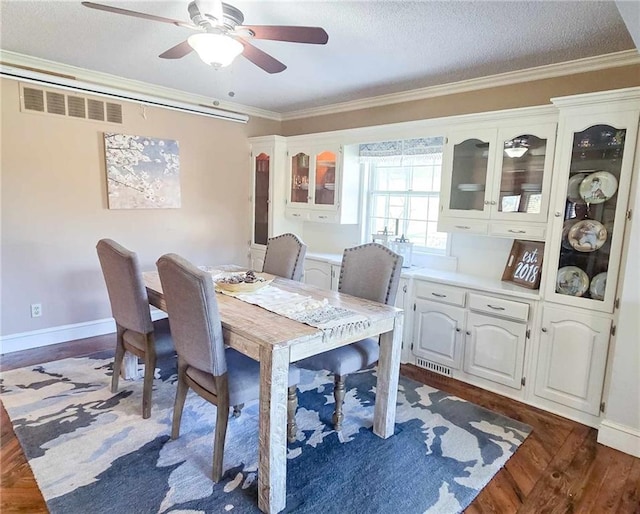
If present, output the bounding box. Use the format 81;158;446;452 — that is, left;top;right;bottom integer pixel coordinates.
598;154;640;457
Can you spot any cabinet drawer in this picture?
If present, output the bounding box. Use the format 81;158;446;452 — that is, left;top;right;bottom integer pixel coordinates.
414;281;466;307
489;222;546;240
309;212;338;223
285;208;310;221
468;293;529;322
438;218;488;235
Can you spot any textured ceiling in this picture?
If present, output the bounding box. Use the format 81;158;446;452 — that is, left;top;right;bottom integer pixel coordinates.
0;1;636;114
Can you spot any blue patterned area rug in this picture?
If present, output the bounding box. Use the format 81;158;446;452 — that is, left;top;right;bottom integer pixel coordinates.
1;353;531;513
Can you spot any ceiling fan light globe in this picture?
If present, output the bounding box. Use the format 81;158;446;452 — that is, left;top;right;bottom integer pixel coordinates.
188;33;243;67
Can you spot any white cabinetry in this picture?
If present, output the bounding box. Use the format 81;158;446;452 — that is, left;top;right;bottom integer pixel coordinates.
249;136;303;247
439;113;557;241
412;281;465;369
411;278;533;397
286;141;359;224
464;312;526;390
303;258;339;290
533;305;611;417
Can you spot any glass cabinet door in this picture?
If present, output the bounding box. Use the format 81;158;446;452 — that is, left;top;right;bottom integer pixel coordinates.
313;150;337;207
446;132;494;216
554;124;626;304
492;123;556;222
253;152;270;245
290;152;310;205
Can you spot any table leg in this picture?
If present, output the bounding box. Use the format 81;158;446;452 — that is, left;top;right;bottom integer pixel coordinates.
258;345;289;513
373;313;403;438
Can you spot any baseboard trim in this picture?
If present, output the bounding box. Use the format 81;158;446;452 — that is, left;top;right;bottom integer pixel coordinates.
0;311;167;354
597;419;640;458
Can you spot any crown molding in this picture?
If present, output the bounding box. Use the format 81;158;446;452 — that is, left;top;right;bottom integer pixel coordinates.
0;50;282;121
2;49;638;124
281;50;640;121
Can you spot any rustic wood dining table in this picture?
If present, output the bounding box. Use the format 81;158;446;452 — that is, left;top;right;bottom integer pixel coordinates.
143;270;404;514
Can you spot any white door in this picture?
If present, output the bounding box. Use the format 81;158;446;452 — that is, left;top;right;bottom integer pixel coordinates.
534;305;611;415
413;298;465;369
303;260;332;290
463;312;527;389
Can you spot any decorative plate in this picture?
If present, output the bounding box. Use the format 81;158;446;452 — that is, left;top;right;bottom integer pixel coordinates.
561;219;580;250
579;171;618;204
556;266;589;297
568;219;607;252
567;172;589;203
589;272;607;301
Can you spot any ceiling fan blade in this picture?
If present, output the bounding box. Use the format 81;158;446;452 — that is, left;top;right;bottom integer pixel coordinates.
81;2;196;30
239;25;328;45
159;40;194;59
240;40;287;74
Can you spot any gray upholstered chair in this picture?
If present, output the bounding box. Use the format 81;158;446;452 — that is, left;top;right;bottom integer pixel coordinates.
96;238;175;419
262;233;307;281
297;242;402;430
156;253;300;482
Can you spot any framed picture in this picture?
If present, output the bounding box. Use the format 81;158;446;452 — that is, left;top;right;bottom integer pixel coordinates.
104;132;181;209
502;240;545;289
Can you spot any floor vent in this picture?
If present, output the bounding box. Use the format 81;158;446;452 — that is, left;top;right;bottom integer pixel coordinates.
20;83;123;125
415;357;453;377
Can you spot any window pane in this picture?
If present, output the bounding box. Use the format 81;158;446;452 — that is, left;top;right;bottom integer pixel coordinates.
409;196;429;219
364;138;447;254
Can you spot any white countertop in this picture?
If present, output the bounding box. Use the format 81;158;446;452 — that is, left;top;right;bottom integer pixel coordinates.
305;252;540;300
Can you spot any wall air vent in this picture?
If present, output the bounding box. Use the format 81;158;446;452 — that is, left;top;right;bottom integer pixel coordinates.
19;83;123;125
23;87;45;112
67;95;86;118
415;357;453;377
46;91;66;115
3;65;248;123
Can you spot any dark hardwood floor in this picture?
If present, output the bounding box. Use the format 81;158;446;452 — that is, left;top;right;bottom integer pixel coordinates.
1;336;639;513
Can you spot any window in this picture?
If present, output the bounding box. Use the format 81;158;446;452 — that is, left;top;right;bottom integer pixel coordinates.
361;137;448;253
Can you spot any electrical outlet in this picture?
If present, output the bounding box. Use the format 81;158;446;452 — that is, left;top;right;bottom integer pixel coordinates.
31;303;42;318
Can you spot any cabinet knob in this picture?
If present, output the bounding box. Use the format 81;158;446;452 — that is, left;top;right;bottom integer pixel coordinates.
541;327;547;332
484;200;490;205
456;328;461;332
491;200;497;205
403;285;407;293
554;212;562;217
466;331;471;335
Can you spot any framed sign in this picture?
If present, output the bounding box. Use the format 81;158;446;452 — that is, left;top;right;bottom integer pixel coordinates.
502;240;545;289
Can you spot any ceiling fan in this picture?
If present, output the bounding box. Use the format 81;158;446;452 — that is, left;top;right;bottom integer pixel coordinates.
81;1;329;74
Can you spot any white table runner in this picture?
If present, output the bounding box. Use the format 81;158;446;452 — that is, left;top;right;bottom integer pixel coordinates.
219;284;371;340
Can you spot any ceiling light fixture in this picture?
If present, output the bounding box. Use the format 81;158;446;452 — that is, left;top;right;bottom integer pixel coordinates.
504;146;528;158
187;33;244;68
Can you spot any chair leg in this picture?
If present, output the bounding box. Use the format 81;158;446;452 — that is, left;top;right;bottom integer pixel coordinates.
142;335;157;419
287;385;298;443
212;377;230;483
332;374;346;431
111;325;126;394
172;362;189;440
232;404;244;418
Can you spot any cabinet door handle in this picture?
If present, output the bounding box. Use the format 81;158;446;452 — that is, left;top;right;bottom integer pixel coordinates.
466;331;471;335
554;212;562;217
403;285;408;293
508;229;526;234
455;225;471;229
487;304;506;311
541;327;547;332
318;215;328;219
292;213;301;217
456;328;461;332
431;292;447;298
